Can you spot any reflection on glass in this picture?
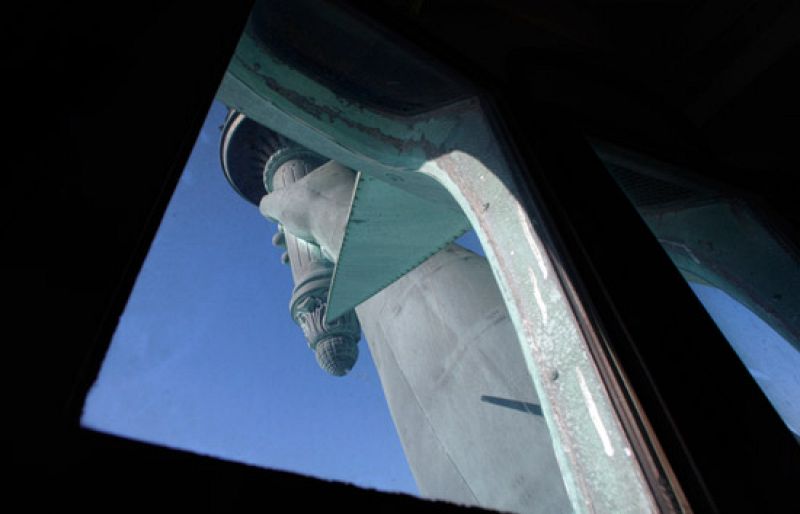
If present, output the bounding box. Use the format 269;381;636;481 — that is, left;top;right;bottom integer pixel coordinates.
598;144;800;439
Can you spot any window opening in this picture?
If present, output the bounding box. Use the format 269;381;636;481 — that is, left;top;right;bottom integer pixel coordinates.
82;2;675;512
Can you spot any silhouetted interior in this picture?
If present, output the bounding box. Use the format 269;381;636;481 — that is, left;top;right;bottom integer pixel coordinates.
11;0;799;510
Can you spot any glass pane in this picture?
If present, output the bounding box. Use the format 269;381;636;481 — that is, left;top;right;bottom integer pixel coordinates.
597;144;800;440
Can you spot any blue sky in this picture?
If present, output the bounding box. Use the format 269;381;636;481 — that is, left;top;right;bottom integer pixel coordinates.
689;283;799;437
82;98;797;498
81;100;429;494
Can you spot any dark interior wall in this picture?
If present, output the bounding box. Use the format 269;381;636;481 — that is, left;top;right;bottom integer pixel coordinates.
5;0;245;493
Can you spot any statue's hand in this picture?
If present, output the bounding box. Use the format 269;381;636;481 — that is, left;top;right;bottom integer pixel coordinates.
259;161;356;262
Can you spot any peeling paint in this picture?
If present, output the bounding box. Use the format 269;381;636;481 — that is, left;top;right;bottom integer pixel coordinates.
529;266;549;325
577;367;615;458
519;204;549;279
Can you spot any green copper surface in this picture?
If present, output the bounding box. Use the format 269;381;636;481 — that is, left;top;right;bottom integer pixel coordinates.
326;172;470;321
